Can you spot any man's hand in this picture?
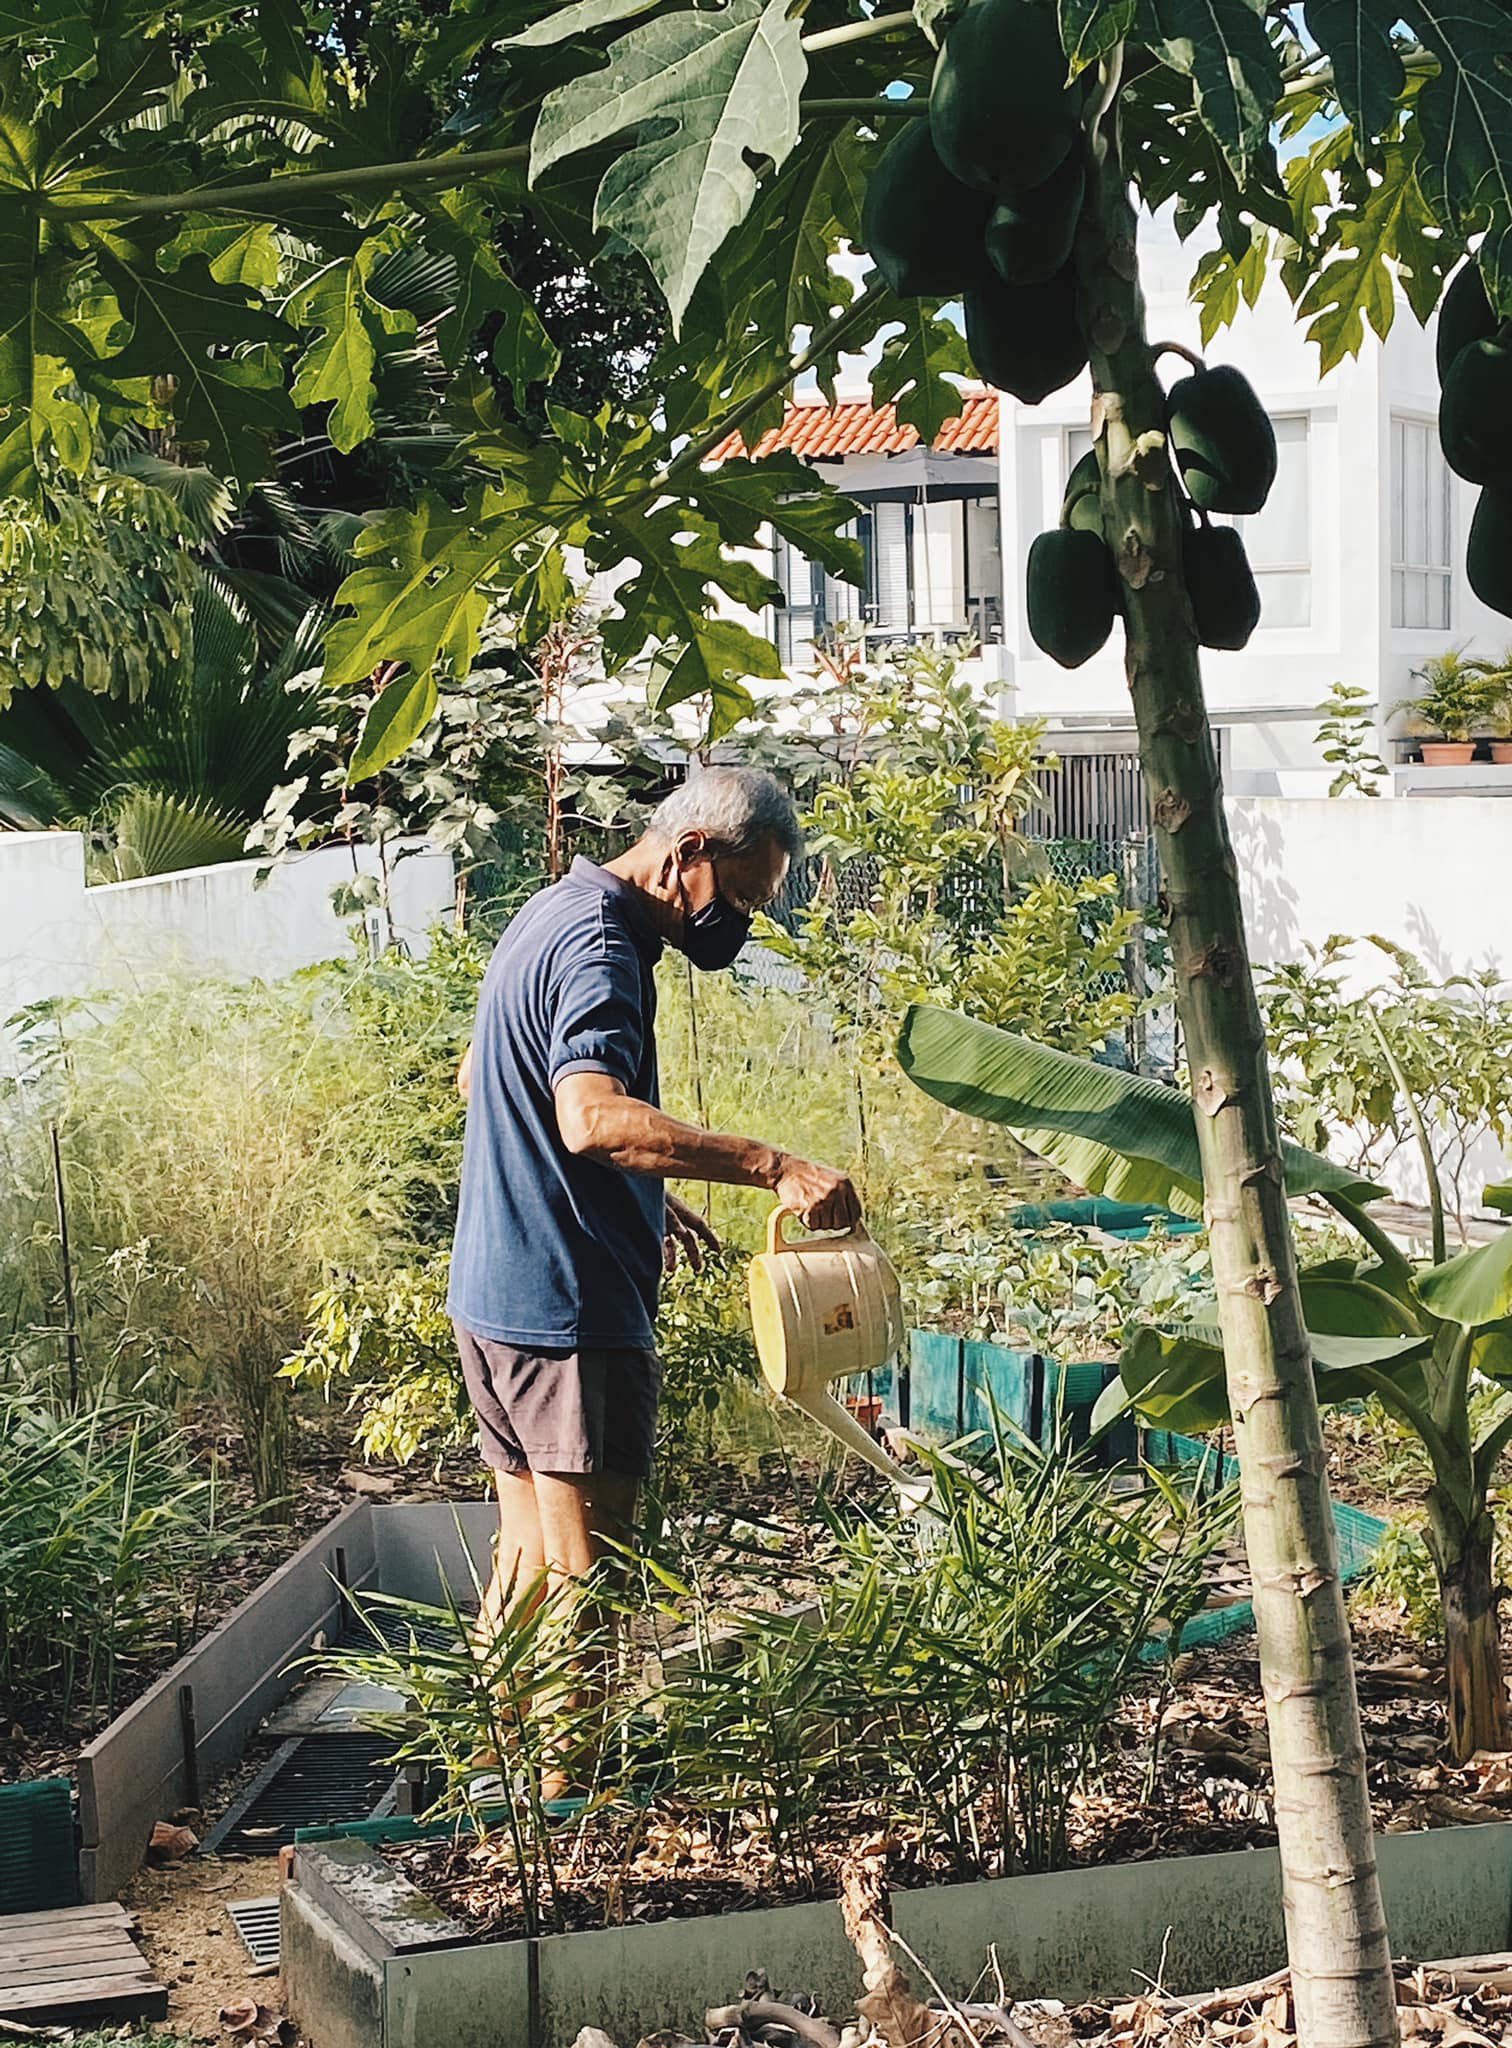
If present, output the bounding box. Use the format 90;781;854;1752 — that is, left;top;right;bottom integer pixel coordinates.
665;1191;721;1274
774;1155;862;1231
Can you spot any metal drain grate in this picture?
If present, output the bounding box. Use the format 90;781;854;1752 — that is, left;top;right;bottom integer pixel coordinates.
202;1735;403;1856
337;1605;463;1655
227;1897;281;1968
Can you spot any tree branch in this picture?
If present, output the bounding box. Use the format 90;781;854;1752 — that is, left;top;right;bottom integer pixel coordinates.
37;145;534;220
34;95;927;222
801;9;918;52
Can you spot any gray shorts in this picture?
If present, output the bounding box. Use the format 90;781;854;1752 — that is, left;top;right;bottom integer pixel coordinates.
453;1322;661;1479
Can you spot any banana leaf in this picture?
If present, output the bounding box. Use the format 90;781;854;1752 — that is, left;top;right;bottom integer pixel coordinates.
1418;1227;1512;1328
897;1006;1387;1220
1095;1315;1433;1437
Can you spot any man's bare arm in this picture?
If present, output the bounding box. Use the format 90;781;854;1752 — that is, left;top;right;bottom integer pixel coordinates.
554;1071;860;1229
457;1043;473;1099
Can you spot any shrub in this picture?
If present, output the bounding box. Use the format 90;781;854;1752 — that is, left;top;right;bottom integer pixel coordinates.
285;1242;759;1489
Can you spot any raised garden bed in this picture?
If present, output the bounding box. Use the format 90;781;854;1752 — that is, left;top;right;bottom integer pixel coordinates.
76;1500;497;1901
281;1820;1512;2048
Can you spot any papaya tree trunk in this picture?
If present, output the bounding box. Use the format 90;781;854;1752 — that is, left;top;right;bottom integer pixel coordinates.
1072;71;1396;2048
1424;1489;1509;1760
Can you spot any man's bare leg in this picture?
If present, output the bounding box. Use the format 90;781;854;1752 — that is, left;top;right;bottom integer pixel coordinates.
480;1470;547;1637
532;1470;639;1798
469;1472;547;1769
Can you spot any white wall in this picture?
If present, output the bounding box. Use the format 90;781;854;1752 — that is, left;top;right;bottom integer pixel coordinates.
0;833;455;1057
1229;793;1512;985
1229;791;1512;1207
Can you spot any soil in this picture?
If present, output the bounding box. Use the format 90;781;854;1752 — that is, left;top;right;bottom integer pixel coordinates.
374;1603;1492;1945
122;1853;292;2045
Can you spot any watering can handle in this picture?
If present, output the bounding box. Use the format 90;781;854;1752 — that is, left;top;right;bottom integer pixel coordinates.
764;1203;871;1256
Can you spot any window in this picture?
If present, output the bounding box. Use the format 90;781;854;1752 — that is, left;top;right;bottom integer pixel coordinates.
772;519;865;664
1231;413;1311;628
1392;415;1453;630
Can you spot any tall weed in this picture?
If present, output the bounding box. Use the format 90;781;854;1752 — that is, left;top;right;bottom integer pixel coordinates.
0;1390;246;1721
0;934;480;1502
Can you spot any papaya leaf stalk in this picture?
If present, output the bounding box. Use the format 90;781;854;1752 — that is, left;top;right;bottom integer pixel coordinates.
1073;62;1397;2048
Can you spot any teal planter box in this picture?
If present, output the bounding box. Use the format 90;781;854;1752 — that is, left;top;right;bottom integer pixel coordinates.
904;1330;1130;1463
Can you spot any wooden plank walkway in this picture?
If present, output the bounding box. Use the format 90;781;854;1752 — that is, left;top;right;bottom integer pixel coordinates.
0;1901;168;2024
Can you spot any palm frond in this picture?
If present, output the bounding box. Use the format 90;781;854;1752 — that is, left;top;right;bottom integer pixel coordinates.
101;789;251;880
110;452;237;542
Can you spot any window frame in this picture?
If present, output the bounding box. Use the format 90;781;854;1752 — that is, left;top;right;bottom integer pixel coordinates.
1389;411;1454;633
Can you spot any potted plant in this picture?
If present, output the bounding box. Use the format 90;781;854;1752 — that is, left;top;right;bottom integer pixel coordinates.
1400;648;1496;765
1475;648;1512;764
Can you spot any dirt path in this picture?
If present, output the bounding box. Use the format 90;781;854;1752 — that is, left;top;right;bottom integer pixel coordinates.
124;1855;291;2043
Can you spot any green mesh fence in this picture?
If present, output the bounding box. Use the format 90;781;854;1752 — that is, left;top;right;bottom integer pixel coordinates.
0;1777;79;1913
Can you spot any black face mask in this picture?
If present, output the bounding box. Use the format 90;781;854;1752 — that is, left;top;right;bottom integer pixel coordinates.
676;861;751;972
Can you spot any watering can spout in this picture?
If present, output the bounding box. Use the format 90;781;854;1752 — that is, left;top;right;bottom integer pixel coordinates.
747;1204;920;1496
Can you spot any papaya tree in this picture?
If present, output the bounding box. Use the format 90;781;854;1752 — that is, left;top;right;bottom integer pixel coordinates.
10;1;1512;2040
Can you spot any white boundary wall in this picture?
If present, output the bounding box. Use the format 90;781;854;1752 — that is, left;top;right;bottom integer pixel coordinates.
1229;794;1512;987
0;832;454;1055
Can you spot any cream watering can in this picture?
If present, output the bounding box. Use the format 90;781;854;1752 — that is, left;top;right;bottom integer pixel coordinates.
747;1205;918;1490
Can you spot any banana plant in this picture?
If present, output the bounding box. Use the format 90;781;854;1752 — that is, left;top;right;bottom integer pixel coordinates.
899;1003;1512;1762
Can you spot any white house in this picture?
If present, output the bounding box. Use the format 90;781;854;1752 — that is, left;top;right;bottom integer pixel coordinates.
1001;231;1509;793
726;229;1510;797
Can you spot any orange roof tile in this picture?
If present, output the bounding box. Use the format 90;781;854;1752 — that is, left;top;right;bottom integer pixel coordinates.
708;391;999;463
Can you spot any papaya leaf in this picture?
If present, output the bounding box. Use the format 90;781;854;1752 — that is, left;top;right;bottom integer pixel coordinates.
422;190;560;394
324;489;521;695
1133;0;1281;177
1417;1226;1512;1329
1191;231;1269;345
349;670;439;783
1293;127;1448;371
289;232;418;454
1405;0;1512;314
1303;0;1406;144
647;623;770;738
896;1005;1390;1218
159;216;283;292
868;296;971;443
505;0;667;47
1060;0;1137;73
1486;1183;1512;1216
695;452;864;584
530;0;807;329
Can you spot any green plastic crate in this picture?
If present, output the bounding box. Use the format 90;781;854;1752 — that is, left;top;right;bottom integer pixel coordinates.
0;1777;79;1914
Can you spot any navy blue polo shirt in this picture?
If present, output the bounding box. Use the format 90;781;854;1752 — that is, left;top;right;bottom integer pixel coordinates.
448;857;664;1350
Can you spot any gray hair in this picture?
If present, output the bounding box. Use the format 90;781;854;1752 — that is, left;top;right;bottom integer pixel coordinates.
648;766;802;862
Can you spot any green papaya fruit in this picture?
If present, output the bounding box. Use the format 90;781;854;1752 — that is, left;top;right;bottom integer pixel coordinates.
1439;337;1512;485
1183;521;1261;651
985;147;1085;286
1468;487;1512;619
1061;448;1103;533
1166;363;1277;515
930;0;1079;197
1027;526;1118;668
964;264;1086;404
861;119;993;300
1436;261;1497;385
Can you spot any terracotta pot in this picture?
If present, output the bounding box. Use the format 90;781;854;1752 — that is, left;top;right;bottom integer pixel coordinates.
1420;740;1477;765
1491;741;1512;765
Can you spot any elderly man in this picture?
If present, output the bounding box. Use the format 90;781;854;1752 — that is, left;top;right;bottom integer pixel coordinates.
449;766;859;1737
